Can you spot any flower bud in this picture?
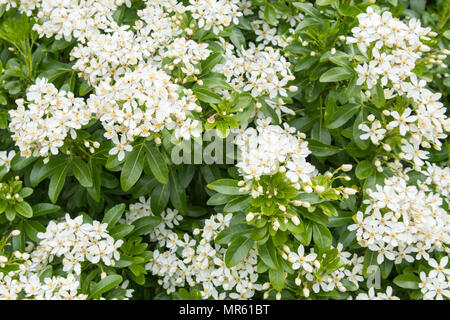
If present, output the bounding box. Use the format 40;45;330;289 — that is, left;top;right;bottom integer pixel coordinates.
303;287;310;298
344;188;357;195
302;201;311;208
272;219;280;231
11;230;20;236
341;164;352;172
291;215;301;226
315;185;325;194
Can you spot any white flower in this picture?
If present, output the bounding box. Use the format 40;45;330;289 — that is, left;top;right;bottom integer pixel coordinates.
0;150;15;172
359;120;386;144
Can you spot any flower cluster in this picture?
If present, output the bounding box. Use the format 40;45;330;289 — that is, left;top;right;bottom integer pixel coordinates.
250;6;299;48
350;7;449;167
213;41;296;115
125;197;262;299
31;214;122;275
419;256;450;300
349;8;433;91
354;286;400;300
186;0;242;35
234;118;316;184
87;65;201;161
286;244;366;297
28;0;129;42
0;269;86;300
68;1;212;161
422;162;450;201
348;175;449;265
9;78;92;158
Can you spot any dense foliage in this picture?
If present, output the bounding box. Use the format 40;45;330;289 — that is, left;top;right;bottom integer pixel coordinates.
0;0;448;300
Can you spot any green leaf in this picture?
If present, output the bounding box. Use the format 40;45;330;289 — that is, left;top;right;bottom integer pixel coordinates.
269;268;285;291
207;193;235;206
32;203;60;217
145;142;169;185
225;236;254;267
230;27;246;48
5;205;16;221
326;103;360;129
355;160;375;180
131;216;161;236
393;274;420;290
11;156;36;171
102;204;126;229
316;0;337;6
15;201;33;218
169;171;187;214
19;187;33;198
293;2;322;18
223;195;251;213
215;223;252;245
48;163;69;203
89;275;123;299
380;260;393;279
86;159;102;202
319;202;338;216
23;220;46;242
0;200;7;213
120;144;145;192
312;224;332;253
200;75;232;90
193;88;222;104
71;157;93;188
319;67;353;82
150;183;170;215
306;139;341;157
110;224;135;239
201;52;223;74
258;238;279;269
371;83;385;108
363;249;378;277
30;156;67;187
264;3;277;25
79;79;93;96
294;56;319;72
328;211;353;227
207;179;242;195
